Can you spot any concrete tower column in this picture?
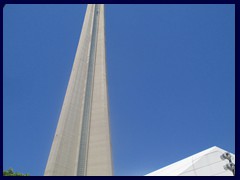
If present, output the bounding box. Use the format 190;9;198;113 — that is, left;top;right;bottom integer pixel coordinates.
44;4;113;176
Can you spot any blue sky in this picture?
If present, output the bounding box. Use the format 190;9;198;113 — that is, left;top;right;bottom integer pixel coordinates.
3;4;235;176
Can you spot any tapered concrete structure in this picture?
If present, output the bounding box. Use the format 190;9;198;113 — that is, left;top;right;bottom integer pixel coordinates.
44;4;113;176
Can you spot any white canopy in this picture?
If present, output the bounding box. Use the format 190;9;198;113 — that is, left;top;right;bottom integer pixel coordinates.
146;146;235;176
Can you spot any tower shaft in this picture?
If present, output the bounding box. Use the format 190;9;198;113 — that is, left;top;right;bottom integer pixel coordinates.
44;4;113;176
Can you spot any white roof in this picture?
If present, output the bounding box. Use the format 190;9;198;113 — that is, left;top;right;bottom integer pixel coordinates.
146;146;235;176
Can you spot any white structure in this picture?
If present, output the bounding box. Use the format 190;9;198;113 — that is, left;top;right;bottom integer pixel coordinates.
45;4;113;176
146;146;235;176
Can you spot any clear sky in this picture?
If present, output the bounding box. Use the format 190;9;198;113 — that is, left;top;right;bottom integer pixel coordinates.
3;4;235;176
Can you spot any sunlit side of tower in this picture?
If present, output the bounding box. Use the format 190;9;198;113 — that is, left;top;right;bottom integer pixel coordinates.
44;4;113;176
